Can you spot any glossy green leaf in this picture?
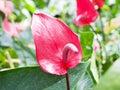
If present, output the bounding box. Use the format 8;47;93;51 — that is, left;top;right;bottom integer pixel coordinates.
0;61;91;90
8;48;18;59
11;0;22;9
74;73;93;90
90;52;99;83
23;0;36;13
80;32;94;60
0;52;6;62
34;0;46;8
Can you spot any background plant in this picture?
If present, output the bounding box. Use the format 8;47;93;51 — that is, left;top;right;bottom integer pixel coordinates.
0;0;120;90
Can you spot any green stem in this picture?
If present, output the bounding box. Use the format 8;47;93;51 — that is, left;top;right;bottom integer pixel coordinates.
99;11;107;69
89;25;103;77
12;37;27;65
99;11;105;42
18;35;35;59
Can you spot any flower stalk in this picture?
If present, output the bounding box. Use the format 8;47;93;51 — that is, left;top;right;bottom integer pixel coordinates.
65;73;70;90
99;11;105;42
89;25;104;77
6;51;14;69
63;43;79;90
89;25;103;61
4;0;6;7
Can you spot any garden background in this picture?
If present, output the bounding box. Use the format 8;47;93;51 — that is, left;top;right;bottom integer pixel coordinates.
0;0;120;90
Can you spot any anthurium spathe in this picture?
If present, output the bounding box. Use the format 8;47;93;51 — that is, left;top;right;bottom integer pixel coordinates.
31;13;82;75
74;0;98;26
93;0;104;8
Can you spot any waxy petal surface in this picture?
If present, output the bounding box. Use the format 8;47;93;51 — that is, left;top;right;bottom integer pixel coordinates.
31;13;82;75
93;0;104;8
74;0;98;26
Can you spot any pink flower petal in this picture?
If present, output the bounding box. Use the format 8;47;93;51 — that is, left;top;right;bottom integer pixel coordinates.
74;0;98;26
39;59;67;75
0;1;13;15
31;13;82;75
2;18;19;37
94;39;100;52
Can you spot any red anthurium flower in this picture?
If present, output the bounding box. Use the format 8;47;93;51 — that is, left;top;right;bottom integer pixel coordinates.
31;13;82;75
74;0;98;26
0;1;13;15
93;0;104;8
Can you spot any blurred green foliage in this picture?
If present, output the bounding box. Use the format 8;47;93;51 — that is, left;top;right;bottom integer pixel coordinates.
0;0;120;90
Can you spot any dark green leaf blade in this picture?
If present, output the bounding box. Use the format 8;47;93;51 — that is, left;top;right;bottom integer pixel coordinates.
0;61;90;90
74;73;93;90
45;61;90;90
